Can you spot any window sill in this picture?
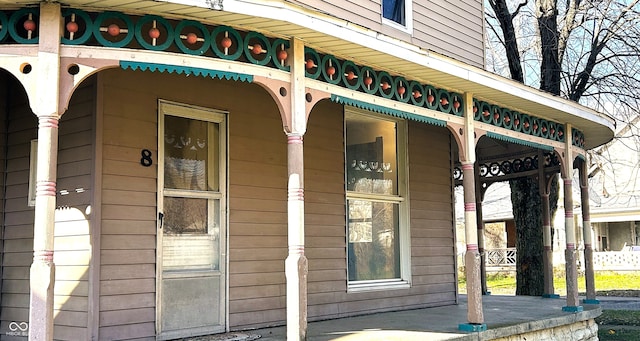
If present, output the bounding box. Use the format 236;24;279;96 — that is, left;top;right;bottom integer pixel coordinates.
347;280;410;293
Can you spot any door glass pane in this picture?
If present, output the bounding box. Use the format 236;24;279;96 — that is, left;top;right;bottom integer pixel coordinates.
162;197;220;271
164;115;219;191
164;197;208;234
347;199;400;281
346;113;398;195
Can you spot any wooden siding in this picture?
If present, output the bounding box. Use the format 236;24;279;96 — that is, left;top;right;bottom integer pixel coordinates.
1;73;37;339
97;69;288;337
299;102;457;322
96;68;456;335
98;70;159;341
0;73;7;336
286;0;485;67
0;74;95;340
53;78;96;341
227;88;288;329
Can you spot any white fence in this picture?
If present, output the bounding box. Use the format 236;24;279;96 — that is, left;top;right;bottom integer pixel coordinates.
593;251;640;271
471;249;640;271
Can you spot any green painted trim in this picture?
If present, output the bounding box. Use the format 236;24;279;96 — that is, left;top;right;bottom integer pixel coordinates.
331;94;446;127
562;305;584;313
486;132;554;151
119;61;253;82
458;323;487;332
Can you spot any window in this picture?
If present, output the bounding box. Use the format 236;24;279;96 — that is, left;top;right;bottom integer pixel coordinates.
345;108;409;290
382;0;412;30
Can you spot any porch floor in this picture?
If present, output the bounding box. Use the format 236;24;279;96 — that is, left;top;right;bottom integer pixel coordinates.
244;295;602;340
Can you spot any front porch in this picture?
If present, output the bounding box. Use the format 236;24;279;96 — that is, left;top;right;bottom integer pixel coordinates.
246;295;601;340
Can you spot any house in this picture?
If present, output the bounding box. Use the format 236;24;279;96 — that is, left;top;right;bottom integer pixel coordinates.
0;1;614;340
587;116;640;251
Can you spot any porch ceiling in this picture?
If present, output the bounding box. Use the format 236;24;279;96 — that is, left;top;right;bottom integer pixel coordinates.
6;0;615;149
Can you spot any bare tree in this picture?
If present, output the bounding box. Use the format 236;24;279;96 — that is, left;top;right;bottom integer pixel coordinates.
485;0;640;295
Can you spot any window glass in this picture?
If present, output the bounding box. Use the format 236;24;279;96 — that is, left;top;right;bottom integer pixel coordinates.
383;0;406;25
348;200;400;280
345;110;404;284
346;115;398;195
164;115;219;191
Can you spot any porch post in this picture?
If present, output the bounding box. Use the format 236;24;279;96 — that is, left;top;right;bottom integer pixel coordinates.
579;158;599;304
539;150;557;298
285;38;308;341
473;171;487;295
562;124;582;312
29;3;62;340
541;190;558;298
458;92;486;332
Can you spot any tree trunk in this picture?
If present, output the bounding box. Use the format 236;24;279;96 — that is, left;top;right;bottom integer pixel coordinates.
511;177;544;295
510;174;559;295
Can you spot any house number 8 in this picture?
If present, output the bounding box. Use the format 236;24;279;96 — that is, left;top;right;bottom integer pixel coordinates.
140;149;153;167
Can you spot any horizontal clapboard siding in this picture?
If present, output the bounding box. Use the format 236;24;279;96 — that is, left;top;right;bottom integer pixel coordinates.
407;121;456;300
227;79;289;329
52;77;96;341
287;0;484;67
302;103;456;322
99;69;161;341
0;73;34;339
1;74;37;339
413;0;484;66
0;73;7;338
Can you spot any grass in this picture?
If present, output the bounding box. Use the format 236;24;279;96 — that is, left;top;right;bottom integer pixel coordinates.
596;310;640;341
458;271;640;340
458;271;640;295
598;328;640;341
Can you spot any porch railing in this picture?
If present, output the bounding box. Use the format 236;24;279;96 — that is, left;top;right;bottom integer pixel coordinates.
486;248;517;267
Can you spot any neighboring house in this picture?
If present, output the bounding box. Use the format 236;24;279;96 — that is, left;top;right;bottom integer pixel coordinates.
588;116;640;251
0;1;614;341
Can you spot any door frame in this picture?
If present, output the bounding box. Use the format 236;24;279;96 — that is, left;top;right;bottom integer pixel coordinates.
156;99;229;339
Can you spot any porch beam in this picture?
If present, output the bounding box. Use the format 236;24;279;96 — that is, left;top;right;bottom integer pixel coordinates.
579;158;599;304
562;123;583;313
29;3;62;341
458;92;486;332
285;37;308;341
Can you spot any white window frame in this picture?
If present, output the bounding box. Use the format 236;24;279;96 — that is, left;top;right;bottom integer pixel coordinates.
381;0;413;33
345;107;411;292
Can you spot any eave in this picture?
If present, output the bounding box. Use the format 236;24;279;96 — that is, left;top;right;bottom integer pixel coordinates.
3;0;615;148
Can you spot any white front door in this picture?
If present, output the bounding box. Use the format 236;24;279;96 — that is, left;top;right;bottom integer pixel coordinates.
157;100;227;340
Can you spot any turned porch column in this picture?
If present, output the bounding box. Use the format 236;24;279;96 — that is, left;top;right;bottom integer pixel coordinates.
29;3;62;341
539;150;558;299
285;38;308;340
562;124;582;312
473;172;487;295
458;92;486;332
579;158;599;304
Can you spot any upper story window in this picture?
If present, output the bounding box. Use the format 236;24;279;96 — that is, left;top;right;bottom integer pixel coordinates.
383;0;412;31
